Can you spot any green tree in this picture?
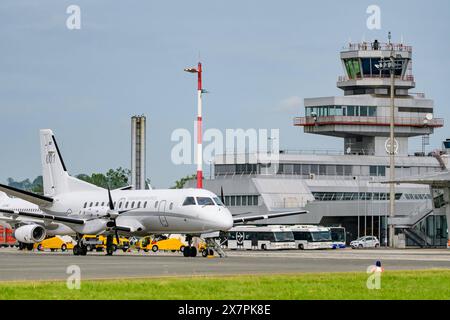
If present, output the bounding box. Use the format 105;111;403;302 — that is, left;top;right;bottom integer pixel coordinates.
172;174;196;189
7;176;44;195
76;167;131;189
7;168;132;194
31;176;43;195
106;167;131;189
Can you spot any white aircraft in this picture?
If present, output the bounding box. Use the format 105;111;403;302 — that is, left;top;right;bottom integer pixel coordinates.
0;192;74;250
0;129;307;257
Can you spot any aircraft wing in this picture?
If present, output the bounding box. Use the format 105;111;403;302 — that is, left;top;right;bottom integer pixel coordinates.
0;208;84;225
0;183;53;207
233;210;308;224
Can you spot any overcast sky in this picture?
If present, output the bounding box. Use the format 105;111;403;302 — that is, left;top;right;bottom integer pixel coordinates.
1;0;449;188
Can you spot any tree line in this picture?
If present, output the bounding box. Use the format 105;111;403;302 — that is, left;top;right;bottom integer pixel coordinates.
6;168;196;194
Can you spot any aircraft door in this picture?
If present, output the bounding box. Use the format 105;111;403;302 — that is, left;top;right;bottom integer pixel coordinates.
158;200;169;227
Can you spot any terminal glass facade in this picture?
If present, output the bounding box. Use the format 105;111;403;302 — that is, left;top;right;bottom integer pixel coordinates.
305;106;377;117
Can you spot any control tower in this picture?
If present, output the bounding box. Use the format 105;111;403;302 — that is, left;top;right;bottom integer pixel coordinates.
294;40;444;156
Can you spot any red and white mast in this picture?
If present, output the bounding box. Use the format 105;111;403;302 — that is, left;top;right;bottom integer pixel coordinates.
184;62;204;188
196;62;203;189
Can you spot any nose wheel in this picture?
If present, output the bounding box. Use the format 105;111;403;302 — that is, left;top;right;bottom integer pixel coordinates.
183;235;198;257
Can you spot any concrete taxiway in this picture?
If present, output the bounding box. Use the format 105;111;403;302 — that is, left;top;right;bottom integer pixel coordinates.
0;248;449;281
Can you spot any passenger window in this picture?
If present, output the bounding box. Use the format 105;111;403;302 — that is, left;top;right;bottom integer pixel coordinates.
155;201;159;208
182;197;196;206
197;197;214;206
125;202;129;208
83;202;87;208
144;201;147;208
119;202;123;209
95;202;99;207
131;201;135;208
89;202;93;207
169;203;173;210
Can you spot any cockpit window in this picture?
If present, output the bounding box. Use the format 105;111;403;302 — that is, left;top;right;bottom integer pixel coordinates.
197;197;215;206
182;197;196;206
213;197;225;206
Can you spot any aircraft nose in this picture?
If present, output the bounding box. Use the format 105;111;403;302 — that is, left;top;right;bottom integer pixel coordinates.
221;209;234;230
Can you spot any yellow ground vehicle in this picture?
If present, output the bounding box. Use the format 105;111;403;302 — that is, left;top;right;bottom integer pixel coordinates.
98;235;130;252
136;236;206;253
82;235;130;252
149;238;186;253
35;236;75;252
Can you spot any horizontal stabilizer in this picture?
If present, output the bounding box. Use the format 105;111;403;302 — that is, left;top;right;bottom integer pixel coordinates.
233;210;308;225
0;183;53;207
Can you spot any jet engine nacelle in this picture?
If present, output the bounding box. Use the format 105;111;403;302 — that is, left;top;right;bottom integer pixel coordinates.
13;225;46;244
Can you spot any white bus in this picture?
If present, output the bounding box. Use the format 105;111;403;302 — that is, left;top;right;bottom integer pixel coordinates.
290;225;332;250
222;225;296;250
329;227;346;249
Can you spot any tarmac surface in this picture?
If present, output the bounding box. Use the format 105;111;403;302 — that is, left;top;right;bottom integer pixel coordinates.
0;248;449;281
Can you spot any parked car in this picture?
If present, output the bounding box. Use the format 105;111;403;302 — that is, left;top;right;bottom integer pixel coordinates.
149;238;186;253
34;236;75;252
350;236;380;249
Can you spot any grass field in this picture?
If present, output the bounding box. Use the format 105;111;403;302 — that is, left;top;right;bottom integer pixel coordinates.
0;270;449;300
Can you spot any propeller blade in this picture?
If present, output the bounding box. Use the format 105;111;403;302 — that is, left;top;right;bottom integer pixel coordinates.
220;186;225;204
115;228;120;244
108;187;114;211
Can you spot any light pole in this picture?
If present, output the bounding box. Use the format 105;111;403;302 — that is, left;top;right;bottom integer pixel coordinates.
376;32;403;247
184;62;204;189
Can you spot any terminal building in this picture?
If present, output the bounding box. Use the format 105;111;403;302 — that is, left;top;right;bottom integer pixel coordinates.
188;40;448;247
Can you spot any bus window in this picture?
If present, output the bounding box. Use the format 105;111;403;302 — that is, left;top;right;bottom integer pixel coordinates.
274;232;294;242
311;231;331;242
258;232;275;242
330;228;346;243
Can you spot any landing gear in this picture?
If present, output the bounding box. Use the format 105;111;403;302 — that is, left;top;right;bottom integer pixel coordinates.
183;246;197;257
183;235;198;258
73;234;88;256
73;244;87;256
18;242;33;251
106;234;115;256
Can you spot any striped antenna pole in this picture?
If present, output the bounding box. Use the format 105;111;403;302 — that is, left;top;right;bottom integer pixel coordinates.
184;62;204;188
196;62;203;188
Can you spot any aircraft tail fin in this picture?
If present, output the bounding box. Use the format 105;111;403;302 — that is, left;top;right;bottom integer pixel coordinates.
40;129;103;196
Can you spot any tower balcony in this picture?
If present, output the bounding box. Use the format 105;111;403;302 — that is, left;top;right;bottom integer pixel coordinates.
294;115;444;138
337;75;415;90
294;115;443;128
